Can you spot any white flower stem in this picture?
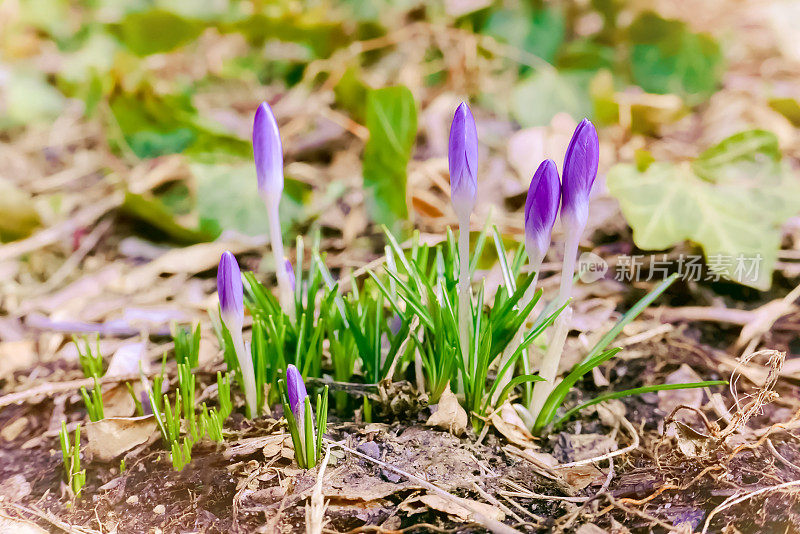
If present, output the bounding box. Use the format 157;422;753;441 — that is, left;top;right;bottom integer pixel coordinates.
527;306;572;422
528;228;581;424
457;214;472;381
264;193;294;319
557;228;581;308
228;318;258;417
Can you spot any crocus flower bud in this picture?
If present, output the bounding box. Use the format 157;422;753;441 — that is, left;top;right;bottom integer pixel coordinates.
448;102;478;219
286;364;307;417
561;119;599;232
284;258;296;293
253;101;284;200
524;159;561;268
217;251;243;326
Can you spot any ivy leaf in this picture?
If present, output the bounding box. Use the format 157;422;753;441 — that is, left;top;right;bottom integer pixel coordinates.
607;130;800;290
629;12;723;101
362;86;417;227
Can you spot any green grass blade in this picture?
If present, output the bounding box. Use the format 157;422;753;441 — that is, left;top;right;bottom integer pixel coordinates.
580;273;679;366
491;374;546;411
554;380;728;428
533;347;622;433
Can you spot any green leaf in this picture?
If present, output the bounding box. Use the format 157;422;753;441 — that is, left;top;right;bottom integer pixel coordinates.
769;97;800;127
108;89;250;159
121;191;216;244
629;12;723;101
607;130;800;290
363;86;417;227
108;10;204;56
482;7;565;64
334;67;370;122
226;13;349;59
511;69;593;126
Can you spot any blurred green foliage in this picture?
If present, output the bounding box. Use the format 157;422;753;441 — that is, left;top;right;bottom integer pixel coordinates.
0;0;733;244
363;86;418;228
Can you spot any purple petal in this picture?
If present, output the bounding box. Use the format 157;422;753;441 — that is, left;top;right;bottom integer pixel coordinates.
253;102;284;196
217;251;243;321
448;102;478;214
286;364;307;417
561;119;599;229
524;159;561;264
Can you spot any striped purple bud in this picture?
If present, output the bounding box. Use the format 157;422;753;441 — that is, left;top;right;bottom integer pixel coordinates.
561;119;599;231
253;101;284;199
448;102;478;218
524;159;561;267
286;364;307;418
217;251;243;324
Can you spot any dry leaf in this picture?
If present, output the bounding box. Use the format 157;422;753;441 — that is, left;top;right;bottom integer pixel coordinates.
105;342;147;376
521;449;559;468
404;493;504;522
557;464;605;491
0;474;31;502
226;434;286;459
102;383;136;418
671;420;714;458
425;388;467;436
490;402;537;448
658;364;705;416
86;416;157;461
262;435;290;459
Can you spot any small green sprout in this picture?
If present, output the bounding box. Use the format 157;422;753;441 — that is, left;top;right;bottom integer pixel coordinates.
80;378;104;422
173;323;201;368
73;335;103;379
58;422;85;499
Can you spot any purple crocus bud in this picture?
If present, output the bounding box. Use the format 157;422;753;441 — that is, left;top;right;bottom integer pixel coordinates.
253;102;284;200
286;364;307;417
524;159;561;267
448;102;478;219
561;119;599;232
283;258;296;292
217;251;243;325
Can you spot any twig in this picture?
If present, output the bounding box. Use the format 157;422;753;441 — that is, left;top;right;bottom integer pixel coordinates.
0;372;158;409
472;482;525;524
1;502;101;534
